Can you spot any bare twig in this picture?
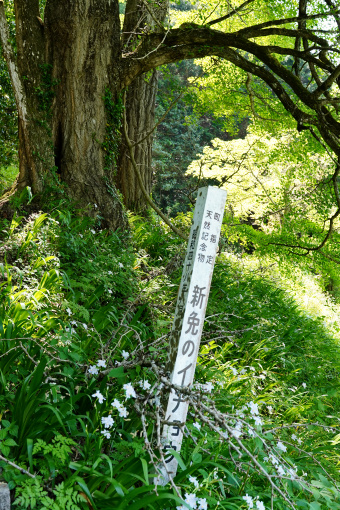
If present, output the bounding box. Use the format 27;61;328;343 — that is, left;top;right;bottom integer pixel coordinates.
0;454;36;478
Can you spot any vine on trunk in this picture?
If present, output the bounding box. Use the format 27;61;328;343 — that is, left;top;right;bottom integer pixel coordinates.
103;88;125;173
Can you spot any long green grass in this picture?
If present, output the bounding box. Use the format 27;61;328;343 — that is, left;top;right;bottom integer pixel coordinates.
0;207;339;509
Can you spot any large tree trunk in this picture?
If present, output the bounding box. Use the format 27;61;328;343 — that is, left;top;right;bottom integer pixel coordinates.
116;0;166;212
7;0;131;229
117;72;158;212
44;0;127;229
14;0;55;192
2;0;169;227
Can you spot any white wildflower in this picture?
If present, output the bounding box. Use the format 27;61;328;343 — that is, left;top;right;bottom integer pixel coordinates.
277;441;287;452
288;467;297;480
139;379;151;390
256;500;265;510
184;493;197;509
111;399;122;409
197;498;208;510
91;229;96;234
267;405;273;414
269;454;279;466
242;494;253;508
118;406;128;418
248;401;259;415
231;422;242;439
277;465;285;476
97;359;106;368
118;262;124;268
188;476;199;488
101;430;111;439
101;415;114;429
291;434;297;441
302;382;307;389
202;382;214;393
121;350;129;360
123;382;137;398
253;416;262;427
88;365;99;375
92;391;106;404
66;307;72;316
192;422;201;431
108;271;113;275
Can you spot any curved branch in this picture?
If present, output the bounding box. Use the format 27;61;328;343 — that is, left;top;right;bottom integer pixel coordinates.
269;159;340;256
236;9;339;35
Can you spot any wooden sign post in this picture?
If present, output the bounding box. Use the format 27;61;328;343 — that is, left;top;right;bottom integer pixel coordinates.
158;186;227;485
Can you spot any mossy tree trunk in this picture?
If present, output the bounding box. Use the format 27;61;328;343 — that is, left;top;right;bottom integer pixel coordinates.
116;0;166;212
3;0;131;229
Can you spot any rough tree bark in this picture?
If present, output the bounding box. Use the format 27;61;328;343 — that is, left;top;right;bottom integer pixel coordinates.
13;0;54;192
116;0;166;212
44;0;127;228
1;0;130;229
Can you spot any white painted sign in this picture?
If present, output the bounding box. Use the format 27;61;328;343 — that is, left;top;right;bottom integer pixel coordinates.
158;186;227;485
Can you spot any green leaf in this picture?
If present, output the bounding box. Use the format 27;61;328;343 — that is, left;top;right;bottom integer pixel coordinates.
3;438;17;446
309;502;322;510
138;458;148;486
108;367;125;378
27;438;34;472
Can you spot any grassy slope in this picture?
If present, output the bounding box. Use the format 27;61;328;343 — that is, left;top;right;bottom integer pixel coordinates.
0;198;339;508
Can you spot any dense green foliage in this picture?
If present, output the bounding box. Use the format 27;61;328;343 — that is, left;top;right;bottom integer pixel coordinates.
152;61;245;216
0;187;339;508
1;1;340;508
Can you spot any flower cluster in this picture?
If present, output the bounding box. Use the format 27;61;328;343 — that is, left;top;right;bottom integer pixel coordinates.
88;359;106;375
195;382;214;393
93;391;131;439
177;493;208;510
242;494;265;510
112;398;128;418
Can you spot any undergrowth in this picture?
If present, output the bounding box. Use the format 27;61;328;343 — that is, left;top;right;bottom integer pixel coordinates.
0;202;339;510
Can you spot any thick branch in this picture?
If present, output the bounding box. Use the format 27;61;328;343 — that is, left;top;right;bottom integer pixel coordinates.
122;23;340;158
